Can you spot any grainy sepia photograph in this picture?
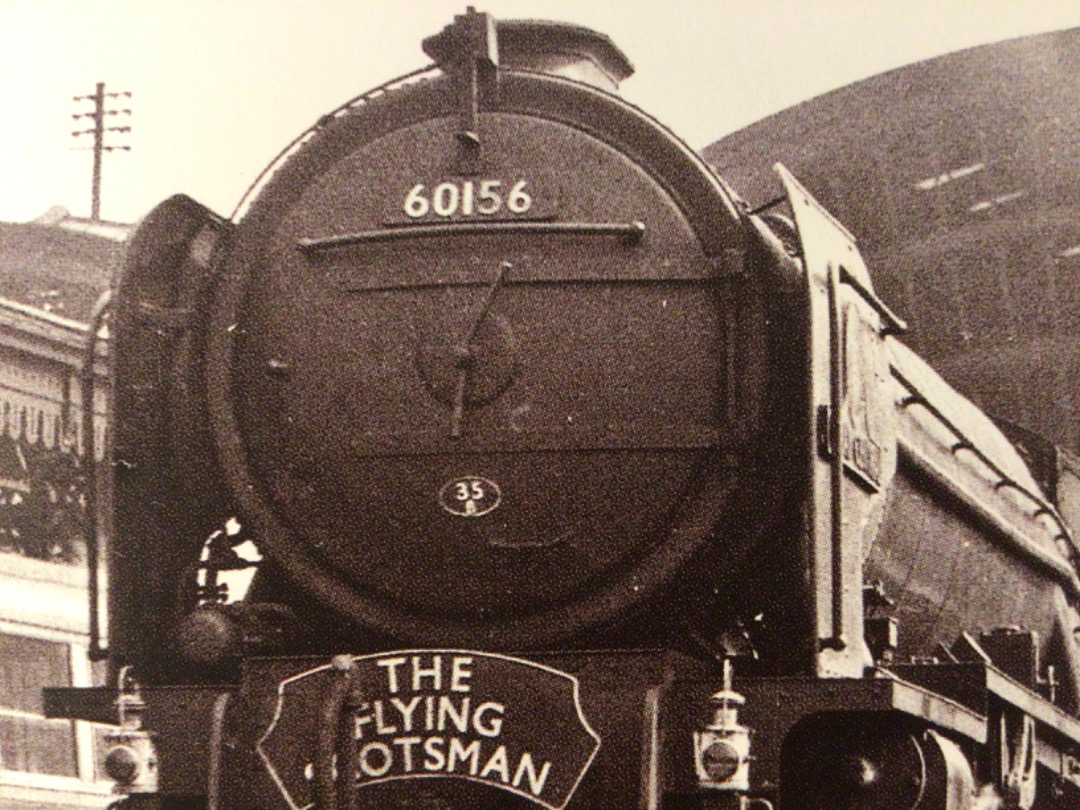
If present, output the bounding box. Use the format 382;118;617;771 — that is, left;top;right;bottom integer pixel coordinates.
2;2;1080;808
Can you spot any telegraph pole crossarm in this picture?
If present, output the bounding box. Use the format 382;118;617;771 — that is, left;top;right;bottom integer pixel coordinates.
71;82;132;221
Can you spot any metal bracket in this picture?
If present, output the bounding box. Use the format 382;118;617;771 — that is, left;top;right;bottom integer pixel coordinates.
422;7;499;174
1001;711;1037;809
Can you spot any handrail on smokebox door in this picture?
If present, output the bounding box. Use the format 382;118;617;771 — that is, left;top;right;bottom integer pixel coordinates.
83;289;111;662
297;220;647;255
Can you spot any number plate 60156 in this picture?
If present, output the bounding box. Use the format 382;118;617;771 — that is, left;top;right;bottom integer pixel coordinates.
404;180;532;219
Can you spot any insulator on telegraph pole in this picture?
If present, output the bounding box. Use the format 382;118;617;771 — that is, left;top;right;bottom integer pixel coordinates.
72;82;133;222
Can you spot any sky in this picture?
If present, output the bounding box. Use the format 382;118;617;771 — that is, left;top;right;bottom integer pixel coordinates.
2;0;1079;225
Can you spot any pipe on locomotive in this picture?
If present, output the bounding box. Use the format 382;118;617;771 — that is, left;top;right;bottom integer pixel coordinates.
82;288;111;661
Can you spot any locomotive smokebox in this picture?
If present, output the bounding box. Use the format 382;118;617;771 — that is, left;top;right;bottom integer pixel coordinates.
424;8;634;91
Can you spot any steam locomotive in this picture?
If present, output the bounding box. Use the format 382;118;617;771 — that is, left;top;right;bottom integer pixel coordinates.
45;10;1080;810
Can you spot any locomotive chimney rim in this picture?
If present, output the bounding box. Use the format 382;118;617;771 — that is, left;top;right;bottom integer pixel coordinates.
496;19;635;91
424;10;634;93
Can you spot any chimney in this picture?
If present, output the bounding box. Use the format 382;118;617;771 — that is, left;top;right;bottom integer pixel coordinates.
496;19;634;92
424;9;634;94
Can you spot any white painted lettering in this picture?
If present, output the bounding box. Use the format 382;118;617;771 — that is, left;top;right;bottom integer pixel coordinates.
358;742;393;778
390;696;422;732
472;701;504;738
447;737;480;775
377;657;407;694
354;705;373;740
450;657;473;692
343;653;580;800
392;736;422;773
480;744;511;783
513;752;552;797
424;695;435;731
423;736;446;771
374;701;397;735
437;696;470;733
412;655;442;691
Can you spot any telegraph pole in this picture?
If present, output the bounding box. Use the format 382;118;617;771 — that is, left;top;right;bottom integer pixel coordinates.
72;82;132;222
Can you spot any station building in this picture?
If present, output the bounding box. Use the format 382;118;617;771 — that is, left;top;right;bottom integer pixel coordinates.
0;210;117;809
